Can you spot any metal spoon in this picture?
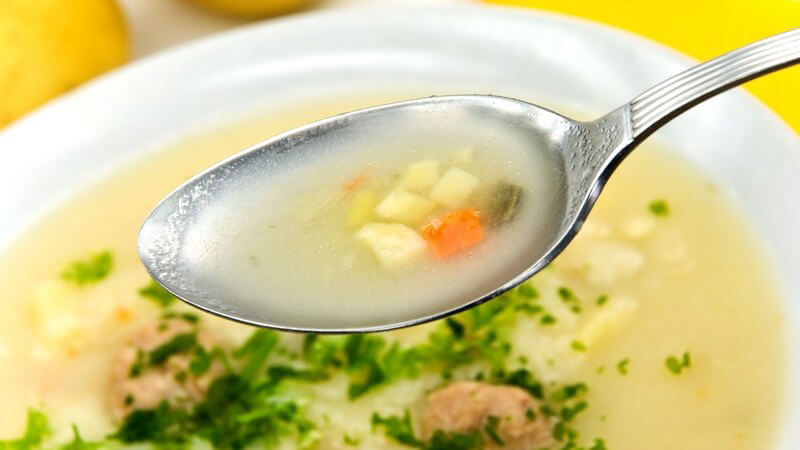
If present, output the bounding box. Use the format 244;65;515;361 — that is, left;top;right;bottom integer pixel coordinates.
139;28;800;333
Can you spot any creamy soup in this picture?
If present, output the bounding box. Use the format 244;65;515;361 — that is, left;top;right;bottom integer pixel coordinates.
0;97;788;450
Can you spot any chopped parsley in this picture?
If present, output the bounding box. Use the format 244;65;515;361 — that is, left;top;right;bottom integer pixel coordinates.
666;352;692;375
59;424;102;450
60;251;113;286
648;199;670;216
516;283;539;299
0;408;49;448
483;416;504;446
149;332;197;365
371;411;420;446
343;433;361;446
138;280;176;307
425;430;482;450
540;313;557;325
617;358;630;375
557;286;582;314
596;295;608;306
371;411;484;450
571;340;587;352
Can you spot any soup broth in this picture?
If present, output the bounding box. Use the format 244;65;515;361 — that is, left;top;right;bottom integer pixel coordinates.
0;97;788;450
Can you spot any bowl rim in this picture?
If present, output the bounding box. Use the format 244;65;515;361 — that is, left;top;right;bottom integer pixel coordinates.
0;3;797;447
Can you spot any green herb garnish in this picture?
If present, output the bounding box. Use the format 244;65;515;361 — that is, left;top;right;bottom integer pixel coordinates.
540;314;557;325
596;295;608;306
0;408;49;448
483;416;504;446
61;251;113;286
648;199;670;216
666;351;692;375
371;411;421;447
617;358;630;375
149;332;197;366
138;280;175;308
570;340;587;352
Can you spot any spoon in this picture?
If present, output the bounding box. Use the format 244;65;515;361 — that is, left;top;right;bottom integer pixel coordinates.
139;28;800;333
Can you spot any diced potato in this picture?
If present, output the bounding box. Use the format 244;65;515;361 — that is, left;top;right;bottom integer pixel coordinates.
401;160;440;193
374;189;437;226
347;191;378;227
356;223;427;269
453;147;474;166
429;167;480;209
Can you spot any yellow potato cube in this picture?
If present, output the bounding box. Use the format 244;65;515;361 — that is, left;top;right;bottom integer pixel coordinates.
356;223;427;269
347;191;378;227
374;189;437;226
429;167;480;208
401;160;440;193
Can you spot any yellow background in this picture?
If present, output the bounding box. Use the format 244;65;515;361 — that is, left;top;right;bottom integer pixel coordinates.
486;0;800;134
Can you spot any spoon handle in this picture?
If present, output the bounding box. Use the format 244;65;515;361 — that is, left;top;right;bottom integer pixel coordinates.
627;28;800;140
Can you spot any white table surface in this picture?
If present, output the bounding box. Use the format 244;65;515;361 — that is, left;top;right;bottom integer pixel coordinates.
118;0;469;58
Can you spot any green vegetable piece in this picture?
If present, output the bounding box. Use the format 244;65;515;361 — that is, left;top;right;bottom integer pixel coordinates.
617;358;630;375
189;346;212;376
540;314;557;326
570;340;587;352
59;424;102;450
483;416;504;446
138;280;175;307
665;351;692;375
488;181;524;227
61;251;113;286
596;295;608;306
0;408;49;448
343;434;361;446
371;411;421;447
551;383;588;402
590;438;609;450
149;333;196;365
648;199;670;216
425;430;483;450
234;329;279;382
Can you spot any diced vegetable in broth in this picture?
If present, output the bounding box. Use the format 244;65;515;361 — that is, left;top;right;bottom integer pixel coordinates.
429;167;480;209
374;189;437;226
347;191;378;227
401;160;440;193
356;223;427;269
179;141;559;329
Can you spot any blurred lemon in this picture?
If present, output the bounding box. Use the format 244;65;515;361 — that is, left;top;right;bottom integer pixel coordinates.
0;0;128;128
184;0;316;18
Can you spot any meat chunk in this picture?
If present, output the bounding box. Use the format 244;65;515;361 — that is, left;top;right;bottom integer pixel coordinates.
107;317;223;421
421;381;551;450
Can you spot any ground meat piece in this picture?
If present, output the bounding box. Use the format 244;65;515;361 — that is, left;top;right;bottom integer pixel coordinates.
421;381;552;450
107;317;223;421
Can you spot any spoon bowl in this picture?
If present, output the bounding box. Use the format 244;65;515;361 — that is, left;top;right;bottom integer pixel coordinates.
139;28;799;333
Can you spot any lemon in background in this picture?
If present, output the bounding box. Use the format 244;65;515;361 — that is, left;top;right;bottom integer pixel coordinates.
184;0;317;18
0;0;128;128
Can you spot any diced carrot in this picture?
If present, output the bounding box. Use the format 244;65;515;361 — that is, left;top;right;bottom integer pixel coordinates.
343;174;367;192
422;208;485;259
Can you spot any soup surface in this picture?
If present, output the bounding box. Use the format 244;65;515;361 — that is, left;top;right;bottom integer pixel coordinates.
0;97;788;450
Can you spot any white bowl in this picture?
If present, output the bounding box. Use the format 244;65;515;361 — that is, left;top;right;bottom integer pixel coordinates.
0;4;797;445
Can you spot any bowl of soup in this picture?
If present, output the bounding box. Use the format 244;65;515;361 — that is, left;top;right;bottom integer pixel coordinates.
0;5;798;449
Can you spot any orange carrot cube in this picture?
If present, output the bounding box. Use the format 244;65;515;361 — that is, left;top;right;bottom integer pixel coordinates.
422;208;485;258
